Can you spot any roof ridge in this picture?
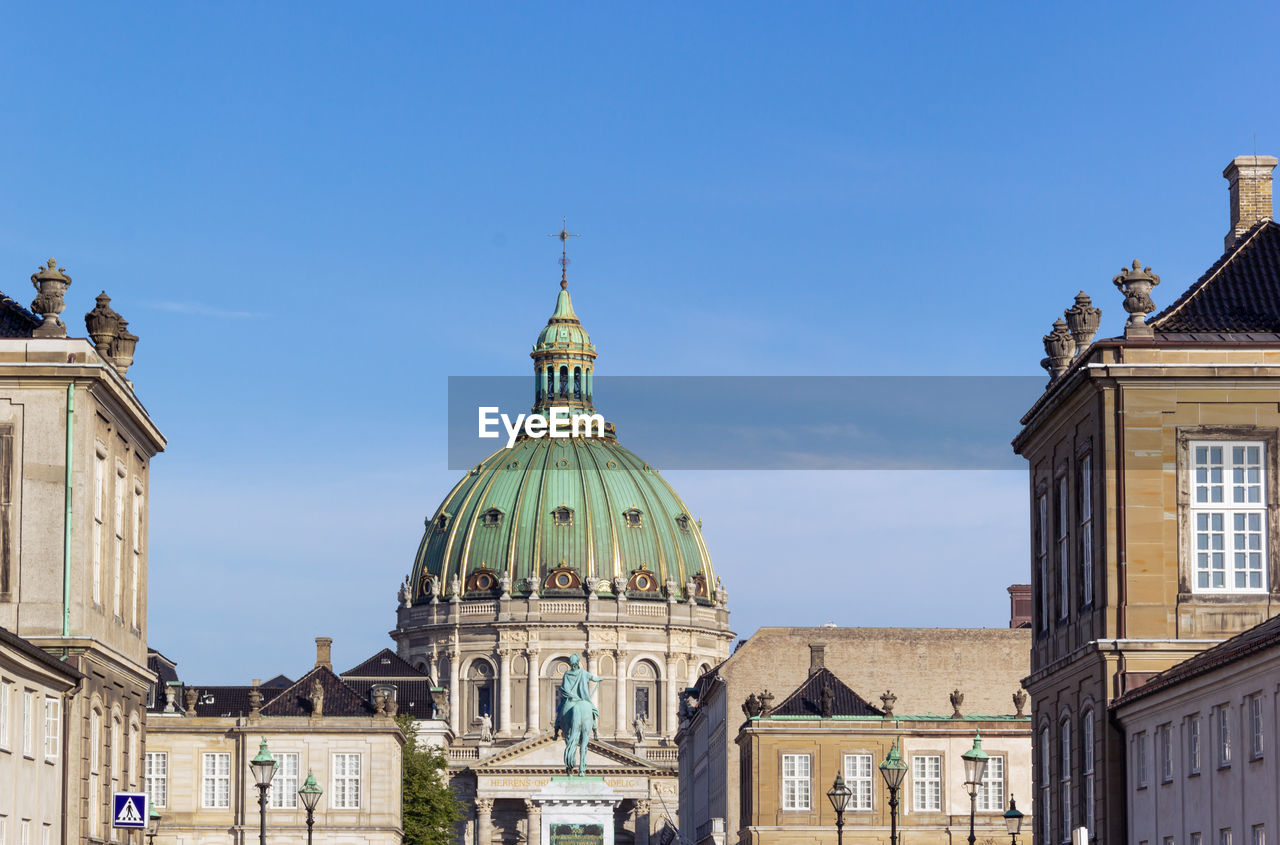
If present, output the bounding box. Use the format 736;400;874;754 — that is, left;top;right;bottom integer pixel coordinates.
1151;218;1275;329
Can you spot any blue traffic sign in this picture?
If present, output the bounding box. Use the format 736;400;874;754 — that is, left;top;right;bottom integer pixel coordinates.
112;793;148;829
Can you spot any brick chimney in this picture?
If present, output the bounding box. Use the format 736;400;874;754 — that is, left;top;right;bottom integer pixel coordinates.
1008;585;1031;629
809;643;826;675
1224;154;1278;250
315;636;333;670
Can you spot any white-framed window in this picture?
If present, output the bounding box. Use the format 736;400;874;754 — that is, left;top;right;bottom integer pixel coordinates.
1193;833;1203;845
1253;825;1266;845
113;464;125;617
1037;494;1049;629
38;826;48;845
130;484;142;627
0;815;6;845
1082;710;1095;835
92;448;105;606
1250;695;1264;759
202;752;231;808
1136;732;1149;787
332;753;362;810
977;754;1004;811
42;698;57;761
911;754;941;812
111;716;121;786
1159;724;1173;782
1191;442;1267;592
1222;829;1234;845
1057;476;1070;619
1040;726;1051;845
89;710;101;830
17;822;26;845
1060;719;1072;842
0;679;9;751
843;753;872;812
128;722;138;786
1080;455;1093;607
144;752;167;809
21;691;32;756
1166;837;1176;845
781;753;810;811
1218;706;1232;767
1189;717;1202;774
269;752;300;809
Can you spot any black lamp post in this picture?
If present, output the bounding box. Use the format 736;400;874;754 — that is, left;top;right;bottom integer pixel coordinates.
298;770;324;845
961;731;991;845
1003;796;1024;845
878;741;907;845
146;808;161;845
249;738;278;845
827;771;853;845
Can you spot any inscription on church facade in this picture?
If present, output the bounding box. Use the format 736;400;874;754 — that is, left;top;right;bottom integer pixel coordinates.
550;823;604;845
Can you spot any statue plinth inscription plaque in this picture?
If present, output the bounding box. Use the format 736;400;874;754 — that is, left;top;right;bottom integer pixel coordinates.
550;823;604;845
536;778;620;845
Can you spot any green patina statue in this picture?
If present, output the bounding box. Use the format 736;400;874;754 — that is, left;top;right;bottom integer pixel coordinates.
553;653;602;776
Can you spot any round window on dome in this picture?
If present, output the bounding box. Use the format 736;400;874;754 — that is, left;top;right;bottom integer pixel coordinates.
554;572;573;589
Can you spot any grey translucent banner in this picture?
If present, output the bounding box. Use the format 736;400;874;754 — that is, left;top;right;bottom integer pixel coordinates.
447;376;1043;470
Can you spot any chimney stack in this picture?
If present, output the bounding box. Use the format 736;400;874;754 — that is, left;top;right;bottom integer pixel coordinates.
809;643;826;675
315;636;333;670
1224;154;1278;250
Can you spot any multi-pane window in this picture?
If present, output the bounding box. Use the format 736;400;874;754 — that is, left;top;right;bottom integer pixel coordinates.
21;692;32;756
1057;477;1070;619
1136;732;1149;787
92;450;105;606
89;711;101;831
1080;455;1093;606
843;754;872;812
1250;695;1264;759
1082;711;1095;835
144;752;167;809
1189;717;1202;774
111;717;121;788
1193;834;1203;845
42;698;57;761
1061;719;1072;843
128;723;138;786
781;753;811;810
202;752;231;808
912;755;941;812
131;484;143;627
0;680;9;750
1218;706;1232;767
1037;494;1049;629
1191;443;1266;592
332;753;362;810
269;753;300;809
1040;726;1051;845
113;465;125;617
977;754;1004;811
1159;724;1172;781
1222;830;1234;845
1253;826;1266;845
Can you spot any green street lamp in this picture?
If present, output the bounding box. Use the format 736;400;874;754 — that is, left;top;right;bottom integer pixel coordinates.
879;741;907;845
962;731;991;845
146;808;161;845
298;770;324;845
249;738;278;845
1003;796;1025;845
826;771;852;845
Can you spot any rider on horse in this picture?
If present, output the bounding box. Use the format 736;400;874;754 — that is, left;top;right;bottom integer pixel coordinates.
554;653;602;774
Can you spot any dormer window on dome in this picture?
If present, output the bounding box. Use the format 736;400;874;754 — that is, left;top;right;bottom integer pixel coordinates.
481;507;504;527
675;513;691;532
627;566;659;594
624;508;643;528
552;505;574;526
434;513;452;533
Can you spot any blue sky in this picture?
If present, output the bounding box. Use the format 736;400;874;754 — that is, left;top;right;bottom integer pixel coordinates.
2;2;1279;681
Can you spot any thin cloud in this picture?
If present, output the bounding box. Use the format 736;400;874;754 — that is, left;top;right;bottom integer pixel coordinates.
149;301;263;319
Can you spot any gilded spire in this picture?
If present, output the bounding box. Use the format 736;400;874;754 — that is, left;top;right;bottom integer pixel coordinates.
548;218;580;289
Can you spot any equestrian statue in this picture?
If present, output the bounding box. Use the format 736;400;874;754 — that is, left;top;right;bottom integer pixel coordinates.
553;653;602;776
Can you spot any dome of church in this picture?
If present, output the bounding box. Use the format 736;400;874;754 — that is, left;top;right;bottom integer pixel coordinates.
411;277;718;602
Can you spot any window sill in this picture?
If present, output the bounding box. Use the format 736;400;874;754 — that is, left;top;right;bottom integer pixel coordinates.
1217;763;1232;771
1188;770;1201;778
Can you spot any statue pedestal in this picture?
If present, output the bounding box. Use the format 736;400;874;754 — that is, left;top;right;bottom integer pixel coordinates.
535;777;621;845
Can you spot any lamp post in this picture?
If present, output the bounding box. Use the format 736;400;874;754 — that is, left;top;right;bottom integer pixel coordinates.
298;770;324;845
1003;796;1024;845
249;737;278;845
146;808;161;845
878;741;907;845
827;771;852;845
961;731;991;845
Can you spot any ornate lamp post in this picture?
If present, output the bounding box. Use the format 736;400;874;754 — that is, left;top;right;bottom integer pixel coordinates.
298;770;324;845
827;771;852;845
146;808;161;845
1003;796;1024;845
961;731;991;845
249;738;278;845
878;741;907;845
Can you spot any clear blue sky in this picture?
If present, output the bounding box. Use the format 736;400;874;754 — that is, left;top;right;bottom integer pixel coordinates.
2;2;1278;681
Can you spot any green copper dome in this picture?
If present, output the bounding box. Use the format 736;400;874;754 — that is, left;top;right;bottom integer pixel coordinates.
411;281;717;601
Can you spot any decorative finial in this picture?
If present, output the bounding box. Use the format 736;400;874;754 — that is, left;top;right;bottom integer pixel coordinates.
949;688;965;719
1113;259;1161;338
1064;291;1101;351
1041;318;1076;383
31;257;73;337
548;217;581;289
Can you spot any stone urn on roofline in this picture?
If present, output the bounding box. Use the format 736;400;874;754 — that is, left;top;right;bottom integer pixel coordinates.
31;258;72;338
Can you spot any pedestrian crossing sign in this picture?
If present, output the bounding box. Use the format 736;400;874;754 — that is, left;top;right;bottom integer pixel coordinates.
112;793;148;829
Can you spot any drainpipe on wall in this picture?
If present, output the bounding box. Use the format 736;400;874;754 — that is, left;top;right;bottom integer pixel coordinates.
1115;380;1127;642
63;381;73;642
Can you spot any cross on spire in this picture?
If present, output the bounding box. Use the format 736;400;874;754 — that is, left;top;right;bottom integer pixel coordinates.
548;218;581;289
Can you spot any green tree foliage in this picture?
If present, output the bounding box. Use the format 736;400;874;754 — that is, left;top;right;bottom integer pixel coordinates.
398;714;463;845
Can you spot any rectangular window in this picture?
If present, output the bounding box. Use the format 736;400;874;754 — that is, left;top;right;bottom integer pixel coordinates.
332;753;362;809
0;680;9;750
1082;712;1095;835
1253;826;1265;845
1222;830;1234;845
1190;717;1202;774
128;725;138;786
781;754;810;811
21;692;32;756
1060;721;1072;843
1037;494;1049;629
1080;455;1093;607
1191;443;1267;592
1159;724;1172;782
269;752;300;809
1040;727;1051;845
92;449;105;606
131;485;142;626
634;687;650;722
912;755;941;812
42;698;57;761
1219;706;1232;767
17;822;25;845
977;754;1004;811
89;712;100;830
1193;834;1203;845
144;752;167;809
202;752;231;808
1136;732;1148;787
843;754;873;812
0;816;5;845
113;465;125;617
1251;695;1264;759
38;827;47;845
1058;476;1070;619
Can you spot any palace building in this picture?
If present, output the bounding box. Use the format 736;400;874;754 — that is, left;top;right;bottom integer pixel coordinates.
391;254;735;844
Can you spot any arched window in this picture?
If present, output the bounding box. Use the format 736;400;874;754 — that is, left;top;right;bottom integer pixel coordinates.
546;367;554;399
1038;724;1051;845
1081;710;1095;837
467;660;494;731
89;707;103;832
631;659;659;731
481;507;503;527
1059;715;1073;844
623;508;643;528
573;367;582;399
559;366;570;397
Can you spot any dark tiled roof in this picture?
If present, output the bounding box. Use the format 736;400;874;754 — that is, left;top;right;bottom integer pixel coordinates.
0;294;41;338
0;626;82;682
190;686;257;718
341;648;429;680
147;649;180;686
345;679;440;720
1113;613;1280;709
770;667;884;718
1152;220;1280;334
262;674;293;688
260;666;374;718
